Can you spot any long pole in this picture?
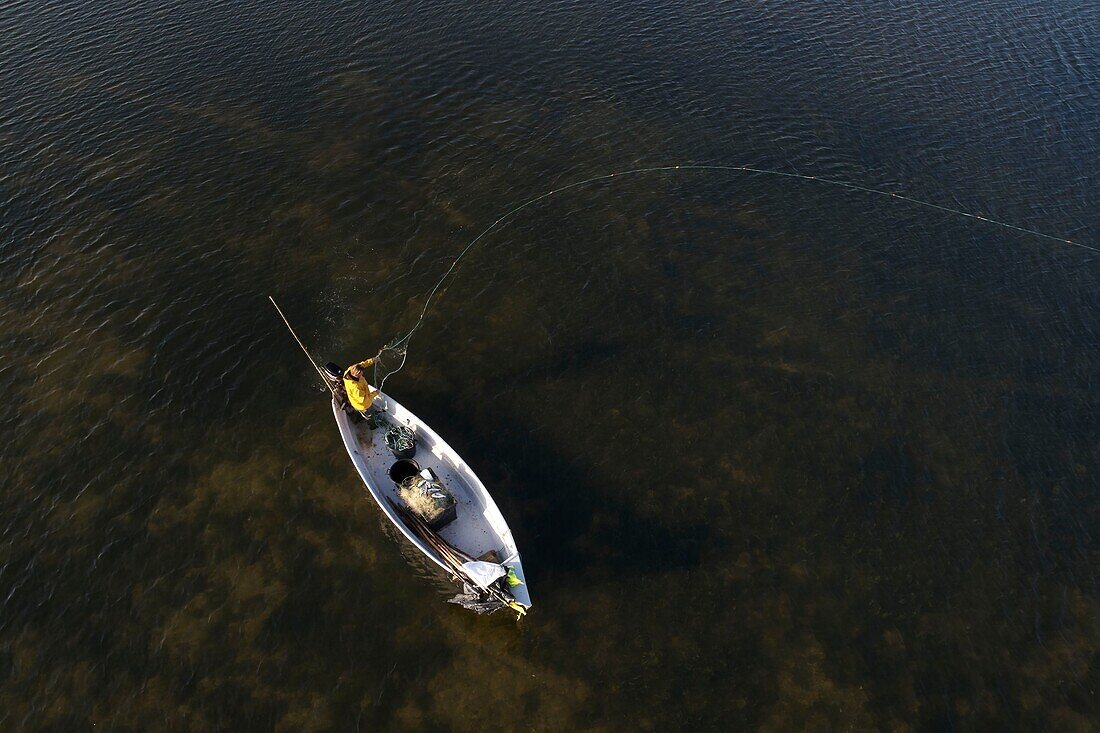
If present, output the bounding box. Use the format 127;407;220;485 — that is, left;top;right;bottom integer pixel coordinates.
387;498;524;617
269;296;337;398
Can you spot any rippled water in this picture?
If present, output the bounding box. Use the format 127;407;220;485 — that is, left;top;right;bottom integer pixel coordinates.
2;0;1097;729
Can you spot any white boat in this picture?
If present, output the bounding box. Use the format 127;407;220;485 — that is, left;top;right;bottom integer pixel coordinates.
331;392;532;612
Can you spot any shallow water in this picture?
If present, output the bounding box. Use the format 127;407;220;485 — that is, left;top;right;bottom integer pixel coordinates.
1;0;1098;729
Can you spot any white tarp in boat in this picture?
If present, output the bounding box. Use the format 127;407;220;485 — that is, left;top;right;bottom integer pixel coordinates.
461;561;507;589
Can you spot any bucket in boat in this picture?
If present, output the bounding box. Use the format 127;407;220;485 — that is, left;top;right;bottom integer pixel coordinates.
388;459;421;485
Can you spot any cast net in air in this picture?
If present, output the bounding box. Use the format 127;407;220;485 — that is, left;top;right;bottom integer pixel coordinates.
370;336;409;392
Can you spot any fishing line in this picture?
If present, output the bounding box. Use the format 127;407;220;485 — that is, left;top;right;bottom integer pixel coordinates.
375;163;1096;389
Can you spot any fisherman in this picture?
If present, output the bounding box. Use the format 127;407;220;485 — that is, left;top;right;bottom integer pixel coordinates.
342;358;380;413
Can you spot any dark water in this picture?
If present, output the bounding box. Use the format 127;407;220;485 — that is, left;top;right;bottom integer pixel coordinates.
2;0;1098;729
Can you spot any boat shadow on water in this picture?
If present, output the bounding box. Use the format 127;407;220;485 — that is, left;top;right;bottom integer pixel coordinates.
394;386;715;596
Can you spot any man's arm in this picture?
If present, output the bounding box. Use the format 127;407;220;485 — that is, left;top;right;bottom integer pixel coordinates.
359;358;380;401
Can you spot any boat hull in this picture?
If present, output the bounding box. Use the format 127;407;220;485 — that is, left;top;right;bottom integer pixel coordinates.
332;394;531;609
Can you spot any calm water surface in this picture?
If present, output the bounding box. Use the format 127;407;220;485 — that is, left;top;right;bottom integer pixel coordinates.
1;0;1098;729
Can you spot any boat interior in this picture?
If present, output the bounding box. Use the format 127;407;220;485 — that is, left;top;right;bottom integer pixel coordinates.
349;413;515;564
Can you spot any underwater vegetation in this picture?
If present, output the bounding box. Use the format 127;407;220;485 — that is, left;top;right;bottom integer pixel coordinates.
1;1;1098;727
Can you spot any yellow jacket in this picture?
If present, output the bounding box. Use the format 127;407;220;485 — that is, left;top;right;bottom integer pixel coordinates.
343;358;379;411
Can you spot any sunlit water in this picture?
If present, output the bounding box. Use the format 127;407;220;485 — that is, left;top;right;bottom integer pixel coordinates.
1;0;1097;729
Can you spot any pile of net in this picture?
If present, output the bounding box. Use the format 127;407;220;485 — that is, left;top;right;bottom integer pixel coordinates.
385;424;416;454
398;474;455;527
365;410;417;457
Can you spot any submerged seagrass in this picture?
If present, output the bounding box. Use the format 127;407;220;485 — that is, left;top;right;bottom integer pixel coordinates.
1;0;1097;729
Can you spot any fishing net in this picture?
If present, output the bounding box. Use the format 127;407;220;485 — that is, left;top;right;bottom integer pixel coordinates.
448;584;508;615
384;424;416;454
363;165;1091;396
365;408;389;430
371;336;408;391
398;474;456;527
